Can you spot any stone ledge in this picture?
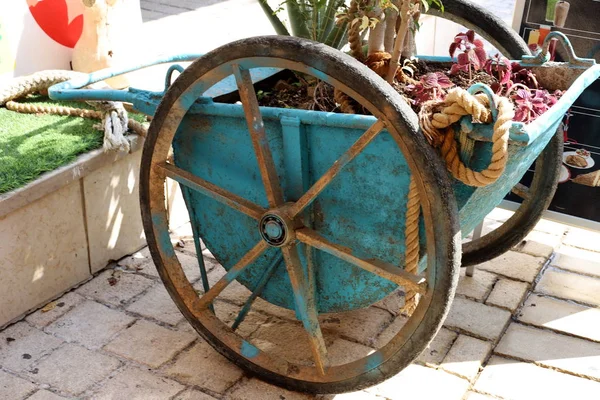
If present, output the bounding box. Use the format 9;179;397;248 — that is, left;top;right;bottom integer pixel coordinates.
0;137;148;328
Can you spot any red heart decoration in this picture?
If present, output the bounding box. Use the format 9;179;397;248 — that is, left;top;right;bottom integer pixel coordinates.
28;0;83;48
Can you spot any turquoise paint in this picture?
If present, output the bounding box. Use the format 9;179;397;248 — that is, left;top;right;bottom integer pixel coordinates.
152;213;176;259
240;340;260;359
365;352;384;371
281;116;308;200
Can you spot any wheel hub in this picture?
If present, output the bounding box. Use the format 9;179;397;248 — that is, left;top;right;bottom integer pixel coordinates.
259;214;289;247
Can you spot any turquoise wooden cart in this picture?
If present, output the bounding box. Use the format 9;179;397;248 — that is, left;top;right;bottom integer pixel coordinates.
50;28;599;393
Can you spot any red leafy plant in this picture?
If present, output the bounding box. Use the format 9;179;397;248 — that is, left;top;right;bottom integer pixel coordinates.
511;63;539;90
449;30;487;78
511;87;561;123
406;72;455;106
484;54;513;94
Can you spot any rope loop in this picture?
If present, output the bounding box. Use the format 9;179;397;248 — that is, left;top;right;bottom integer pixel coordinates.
0;70;148;152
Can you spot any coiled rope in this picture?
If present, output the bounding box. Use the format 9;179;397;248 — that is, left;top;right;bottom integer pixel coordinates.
0;70;148;152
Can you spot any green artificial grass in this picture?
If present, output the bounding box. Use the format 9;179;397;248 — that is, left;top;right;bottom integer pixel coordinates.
0;96;145;195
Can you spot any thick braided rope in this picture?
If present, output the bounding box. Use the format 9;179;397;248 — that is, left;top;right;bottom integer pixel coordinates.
0;70;87;106
6;100;103;119
347;1;363;61
348;21;363;61
400;176;421;315
421;88;514;187
7;99;148;137
365;52;391;77
334;88;358;114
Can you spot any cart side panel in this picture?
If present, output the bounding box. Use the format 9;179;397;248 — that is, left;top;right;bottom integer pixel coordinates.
172;109;429;313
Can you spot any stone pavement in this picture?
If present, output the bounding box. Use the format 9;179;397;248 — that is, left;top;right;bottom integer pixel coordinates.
1;208;600;400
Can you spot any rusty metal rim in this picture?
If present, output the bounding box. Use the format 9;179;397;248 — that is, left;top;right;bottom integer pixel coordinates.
140;36;460;392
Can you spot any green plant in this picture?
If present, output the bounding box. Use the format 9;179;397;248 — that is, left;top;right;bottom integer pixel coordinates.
332;1;443;82
258;0;349;49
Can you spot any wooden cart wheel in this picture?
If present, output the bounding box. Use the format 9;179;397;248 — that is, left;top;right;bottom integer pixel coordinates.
140;36;460;393
462;127;564;266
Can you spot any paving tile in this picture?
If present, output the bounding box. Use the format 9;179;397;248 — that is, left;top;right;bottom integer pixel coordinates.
28;343;120;396
174;388;218;400
563;227;600;252
485;279;529;311
518;294;600;342
226;378;316;400
175;319;197;335
495;323;600;380
27;390;67;400
444;297;511;340
117;247;153;273
76;270;154;307
25;292;85;328
374;315;409;348
327;338;374;366
417;327;458;366
0;322;63;372
514;230;561;258
250;319;335;365
126;284;184;326
372;288;405;315
162;340;243;394
533;218;568;236
477;251;545;282
536;268;600;306
464;392;497;400
90;365;184;400
195;266;251;305
456;268;497;301
552;245;600;277
213;301;269;338
46;301;134;350
474;356;600;400
0;370;36;399
319;307;392;346
104;320;196;368
440;334;492;380
366;364;469;399
138;251;212;284
251;297;296;321
479;219;503;236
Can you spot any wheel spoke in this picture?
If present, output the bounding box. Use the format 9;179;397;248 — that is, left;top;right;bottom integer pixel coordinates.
232;252;283;331
511;183;530;200
233;64;285;208
158;162;266;220
296;228;427;294
197;241;268;309
281;244;329;375
288;120;385;218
